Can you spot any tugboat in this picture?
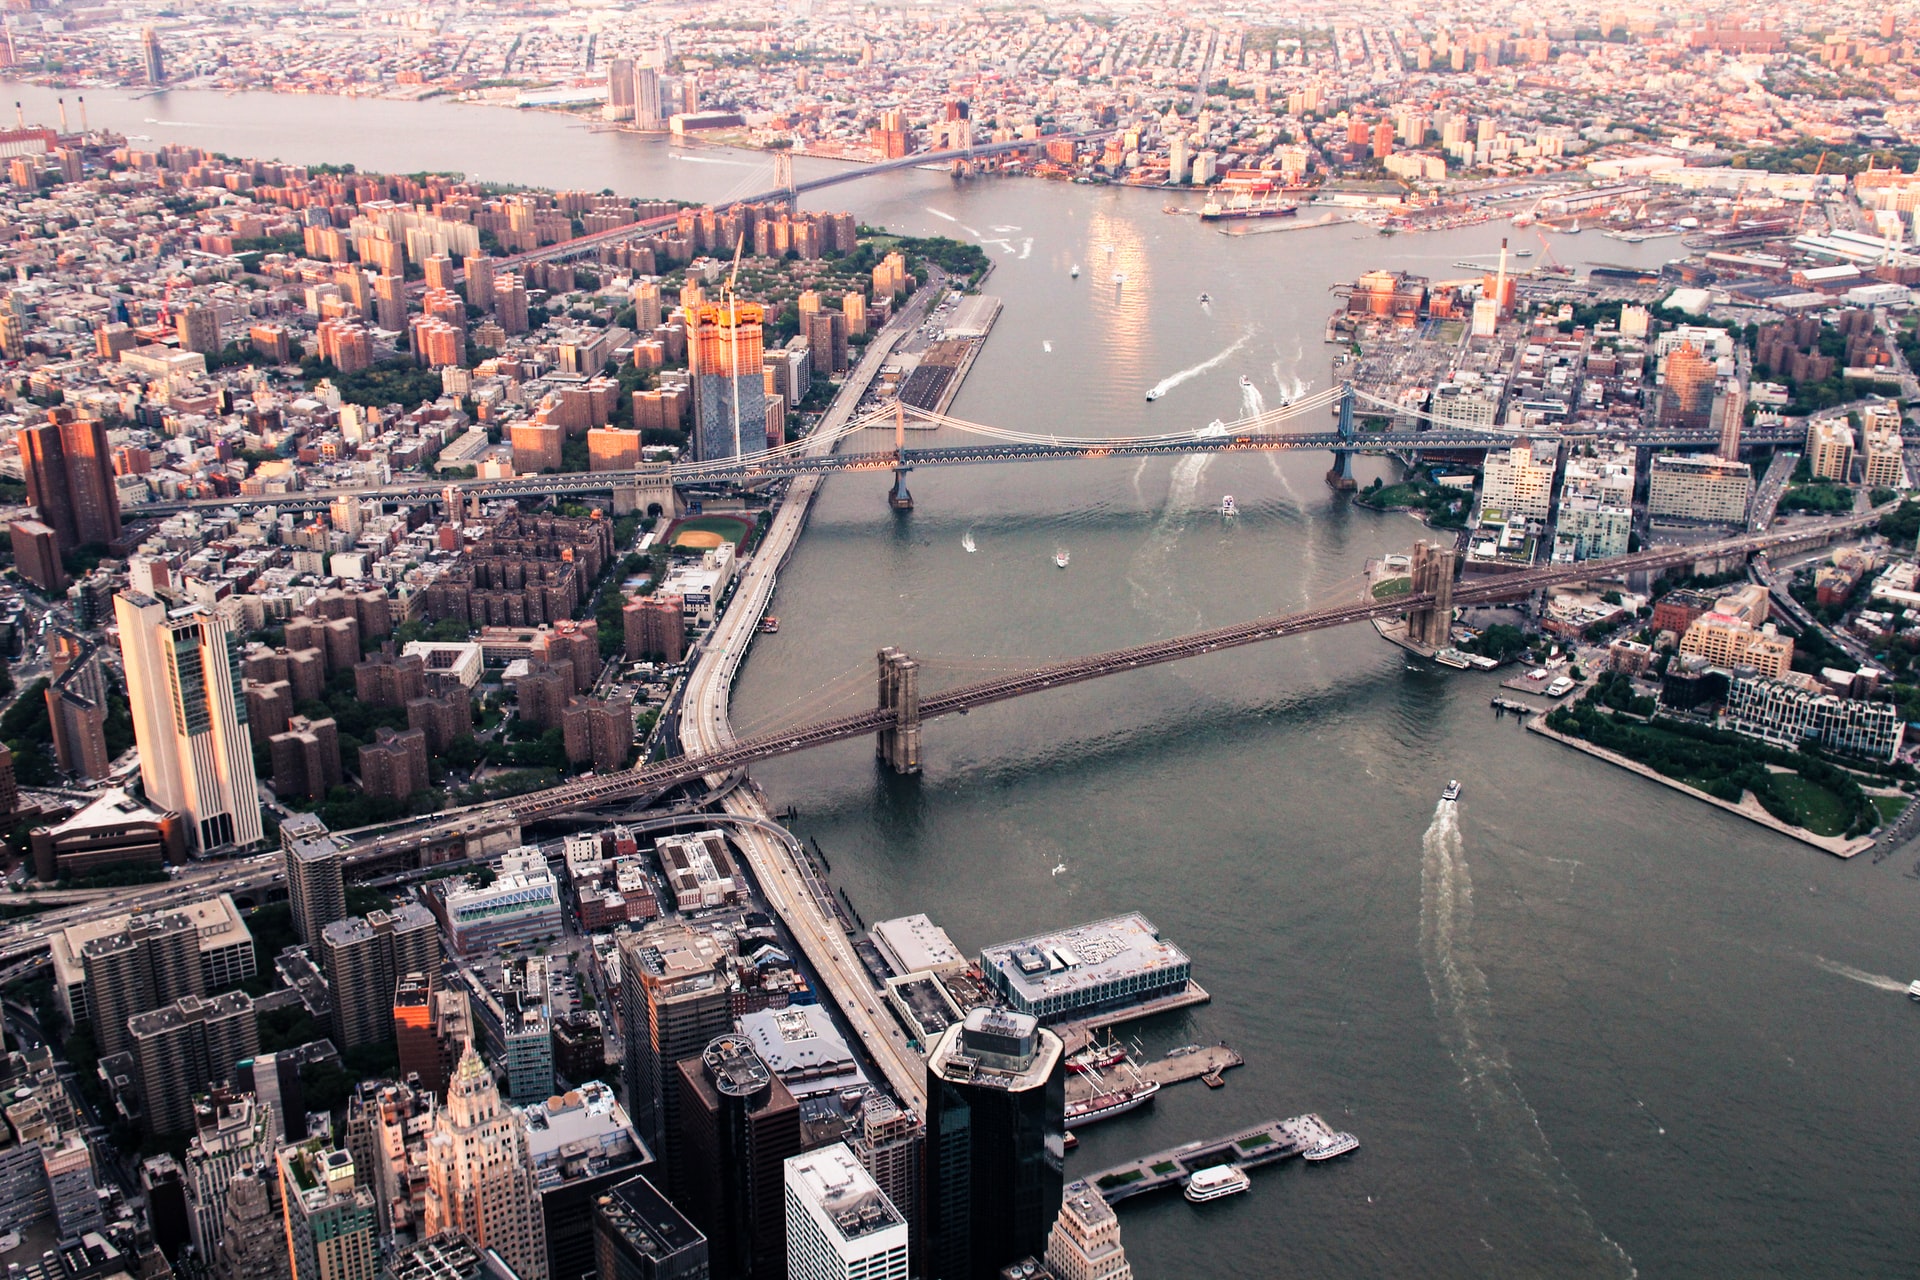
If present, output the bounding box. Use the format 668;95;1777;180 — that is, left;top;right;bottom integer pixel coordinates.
1441;780;1461;802
1221;495;1238;517
1184;1166;1252;1203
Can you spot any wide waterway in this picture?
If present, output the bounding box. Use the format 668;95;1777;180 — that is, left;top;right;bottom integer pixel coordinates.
28;82;1920;1278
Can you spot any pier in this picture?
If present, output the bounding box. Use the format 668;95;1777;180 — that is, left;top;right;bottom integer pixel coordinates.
1056;980;1213;1055
1491;696;1542;717
1084;1114;1350;1205
1065;1043;1243;1110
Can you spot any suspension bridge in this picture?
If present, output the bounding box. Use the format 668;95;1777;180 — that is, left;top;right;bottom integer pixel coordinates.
338;508;1882;852
136;383;1803;518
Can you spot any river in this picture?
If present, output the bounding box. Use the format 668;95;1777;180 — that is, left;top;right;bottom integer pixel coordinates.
27;82;1920;1278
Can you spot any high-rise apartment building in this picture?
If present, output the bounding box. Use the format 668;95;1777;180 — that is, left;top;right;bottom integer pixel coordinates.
848;1097;923;1266
116;594;261;853
10;519;64;594
689;302;767;462
1660;341;1716;429
1042;1181;1131;1280
617;922;733;1184
674;1034;802;1280
1478;439;1558;522
141;27;165;84
1807;417;1855;482
286;836;347;946
423;1043;550;1280
635;64;664;131
78;908;205;1060
177;305;220;356
394;975;469;1099
21;413;121;553
126;991;259;1137
592;1174;708;1280
279;1138;380;1280
319;905;443;1052
606;58;636;119
924;1009;1065;1280
1647;454;1753;526
786;1143;909;1280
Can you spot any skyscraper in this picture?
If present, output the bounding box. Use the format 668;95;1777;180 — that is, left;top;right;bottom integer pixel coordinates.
688;302;767;461
21;413;121;553
184;1091;278;1262
422;1043;550;1280
211;1170;290;1280
592;1175;708;1280
785;1143;909;1280
278;1138;379;1280
79;908;205;1060
635;64;664;131
606;58;636;119
319;905;442;1052
848;1097;923;1264
617;922;732;1183
116;594;261;853
286;836;347;946
141;27;165;85
673;1033;801;1280
923;1009;1065;1280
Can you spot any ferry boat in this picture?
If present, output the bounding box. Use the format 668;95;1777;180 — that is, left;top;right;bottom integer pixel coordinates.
1303;1132;1360;1162
1221;495;1238;517
1434;648;1472;669
1184;1165;1252;1203
1065;1078;1159;1127
1055;550;1071;569
1442;780;1461;802
1198;193;1298;222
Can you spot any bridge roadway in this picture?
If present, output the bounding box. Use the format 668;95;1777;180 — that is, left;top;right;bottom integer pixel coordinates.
447;507;1886;827
128;423;1804;517
483;131;1113;274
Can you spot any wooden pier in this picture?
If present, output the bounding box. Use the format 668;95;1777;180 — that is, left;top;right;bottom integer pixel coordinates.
1064;1044;1243;1109
1056;981;1212;1055
1084;1114;1348;1205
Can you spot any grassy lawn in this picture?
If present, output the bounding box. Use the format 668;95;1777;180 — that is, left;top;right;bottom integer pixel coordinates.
1150;1161;1179;1175
1766;773;1853;836
1096;1170;1145;1190
1372;577;1413;600
1873;793;1909;825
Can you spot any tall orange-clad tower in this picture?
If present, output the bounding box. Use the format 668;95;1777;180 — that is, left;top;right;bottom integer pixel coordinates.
689;302;767;461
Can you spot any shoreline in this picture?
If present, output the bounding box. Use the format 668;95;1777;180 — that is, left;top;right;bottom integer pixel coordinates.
1525;715;1872;858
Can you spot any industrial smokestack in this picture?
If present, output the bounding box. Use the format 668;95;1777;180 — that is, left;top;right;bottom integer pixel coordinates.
77;96;87;133
13;102;22;130
56;97;66;134
1495;236;1509;314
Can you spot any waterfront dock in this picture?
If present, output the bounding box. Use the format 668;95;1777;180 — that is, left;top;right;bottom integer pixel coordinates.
1491;696;1542;716
1064;1044;1243;1109
1085;1114;1349;1206
1057;980;1213;1055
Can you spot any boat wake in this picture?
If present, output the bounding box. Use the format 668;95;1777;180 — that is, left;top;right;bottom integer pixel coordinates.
1811;955;1909;994
1420;802;1638;1278
925;207;959;222
962;528;977;554
1240;381;1265;419
1145;330;1252;401
1126;453;1212;631
1020;238;1034;259
668;152;757;167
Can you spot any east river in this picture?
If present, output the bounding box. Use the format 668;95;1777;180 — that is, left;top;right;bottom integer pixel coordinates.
20;82;1920;1278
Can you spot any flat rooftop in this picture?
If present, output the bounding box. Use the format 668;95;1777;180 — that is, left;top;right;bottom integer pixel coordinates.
979;913;1190;1010
870;913;963;974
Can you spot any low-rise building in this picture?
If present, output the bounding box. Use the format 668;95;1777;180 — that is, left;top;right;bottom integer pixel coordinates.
432;850;563;955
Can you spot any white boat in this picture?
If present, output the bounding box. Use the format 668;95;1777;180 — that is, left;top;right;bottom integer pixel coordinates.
962;530;976;553
1908;979;1920;1001
1433;648;1472;669
1070;265;1080;278
1304;1132;1359;1162
1442;780;1461;802
1239;375;1253;389
1221;495;1238;517
1514;247;1533;258
1184;1165;1252;1203
1055;550;1070;569
1145;389;1162;402
1112;272;1125;283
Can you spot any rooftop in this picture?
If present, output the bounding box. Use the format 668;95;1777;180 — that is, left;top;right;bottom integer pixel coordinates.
788;1143;903;1243
979;912;1190;1006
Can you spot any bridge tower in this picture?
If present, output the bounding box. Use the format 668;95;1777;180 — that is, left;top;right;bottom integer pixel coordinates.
888;401;914;510
611;462;681;520
773;148;796;206
875;647;922;774
1326;381;1359;491
1406;540;1458;649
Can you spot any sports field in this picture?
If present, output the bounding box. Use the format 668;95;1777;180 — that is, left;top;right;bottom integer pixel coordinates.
665;514;753;550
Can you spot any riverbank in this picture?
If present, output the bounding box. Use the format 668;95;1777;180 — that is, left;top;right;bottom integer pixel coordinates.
1526;715;1872;857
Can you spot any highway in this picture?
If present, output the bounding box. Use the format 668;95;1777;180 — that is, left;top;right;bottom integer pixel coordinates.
674;270;949;1117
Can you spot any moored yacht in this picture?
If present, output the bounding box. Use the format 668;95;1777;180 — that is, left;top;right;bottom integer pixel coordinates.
1185;1165;1252;1203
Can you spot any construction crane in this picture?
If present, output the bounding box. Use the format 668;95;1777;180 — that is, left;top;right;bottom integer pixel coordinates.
1795;151;1830;232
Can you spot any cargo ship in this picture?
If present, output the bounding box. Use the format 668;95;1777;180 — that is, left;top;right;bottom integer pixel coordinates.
1199;193;1297;222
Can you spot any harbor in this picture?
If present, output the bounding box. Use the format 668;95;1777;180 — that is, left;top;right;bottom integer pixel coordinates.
1064;1043;1244;1123
1085;1114;1359;1206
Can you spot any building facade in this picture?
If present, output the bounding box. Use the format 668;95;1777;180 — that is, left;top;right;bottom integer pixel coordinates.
422;1044;550;1280
786;1144;909;1280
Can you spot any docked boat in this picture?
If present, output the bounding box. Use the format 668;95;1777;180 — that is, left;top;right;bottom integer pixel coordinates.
1065;1078;1159;1127
1055;550;1070;569
758;616;780;634
1221;495;1238;517
1066;1042;1127;1074
1442;780;1461;802
1303;1132;1359;1162
1184;1165;1252;1203
1198;193;1298;222
1433;648;1472;669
